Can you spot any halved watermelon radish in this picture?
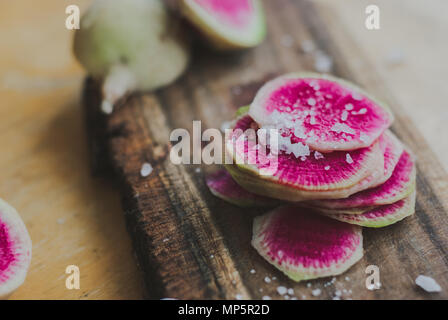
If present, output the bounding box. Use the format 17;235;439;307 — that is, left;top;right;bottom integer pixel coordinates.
252;206;363;282
226;115;384;199
0;199;32;299
248;73;394;152
309;149;416;209
321;190;416;228
179;0;266;50
206;169;277;207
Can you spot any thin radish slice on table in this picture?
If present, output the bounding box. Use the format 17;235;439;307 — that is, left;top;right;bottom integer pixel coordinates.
320;190;416;228
252;206;363;282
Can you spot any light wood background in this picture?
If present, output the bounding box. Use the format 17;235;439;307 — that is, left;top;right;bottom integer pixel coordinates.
0;0;446;299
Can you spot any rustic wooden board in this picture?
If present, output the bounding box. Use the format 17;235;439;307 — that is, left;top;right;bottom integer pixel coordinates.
83;0;448;299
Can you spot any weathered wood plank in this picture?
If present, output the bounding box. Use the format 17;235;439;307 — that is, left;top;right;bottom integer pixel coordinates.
84;0;448;299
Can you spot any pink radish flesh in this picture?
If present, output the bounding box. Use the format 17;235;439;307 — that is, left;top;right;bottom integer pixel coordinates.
249;74;393;152
252;206;363;281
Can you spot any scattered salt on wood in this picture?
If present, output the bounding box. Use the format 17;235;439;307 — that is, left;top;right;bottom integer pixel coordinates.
140;162;153;177
301;40;314;53
277;286;287;295
415;275;442;293
262;295;271;300
264;276;271;283
311;288;321;296
101;101;113;114
288;288;294;295
250;269;256;274
314;51;333;73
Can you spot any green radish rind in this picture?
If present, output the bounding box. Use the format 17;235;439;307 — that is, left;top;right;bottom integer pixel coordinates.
252;206;363;282
179;0;266;50
321;189;416;228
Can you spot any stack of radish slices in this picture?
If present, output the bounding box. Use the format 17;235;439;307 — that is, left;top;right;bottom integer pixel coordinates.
206;73;416;282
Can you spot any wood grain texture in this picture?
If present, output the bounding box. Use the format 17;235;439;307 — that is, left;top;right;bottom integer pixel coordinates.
84;0;448;299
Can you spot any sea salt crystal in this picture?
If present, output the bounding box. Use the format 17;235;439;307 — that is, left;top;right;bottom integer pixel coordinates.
307;98;316;106
272;277;277;280
314;51;333;73
262;296;272;300
236;294;243;300
288;288;294;295
195;167;201;173
358;108;367;115
301;40;315;53
250;269;256;274
101;101;113;115
284;295;290;300
140;162;153;177
345;103;354;110
345;276;350;281
163;238;169;242
415;275;442;293
210;254;214;259
352;92;363;101
277;286;288;295
306;283;311;288
335;290;342;297
359;133;369;143
346;153;354;164
314;151;324;160
333;296;341;300
311;289;321;296
331;123;356;135
341;110;348;121
264;277;271;283
324;165;330;171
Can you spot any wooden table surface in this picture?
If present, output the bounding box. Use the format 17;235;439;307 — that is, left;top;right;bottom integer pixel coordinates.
1;0;447;299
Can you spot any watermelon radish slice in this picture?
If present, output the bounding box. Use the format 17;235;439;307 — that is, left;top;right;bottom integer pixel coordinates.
309;149;416;209
226;115;384;197
321;191;416;228
252;206;363;282
249;73;394;152
0;199;32;299
206;169;277;207
179;0;266;50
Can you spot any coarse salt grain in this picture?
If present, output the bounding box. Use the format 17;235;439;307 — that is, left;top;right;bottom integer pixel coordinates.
346;153;354;164
415;275;442;293
236;294;243;300
250;269;256;274
262;296;271;300
288;288;294;295
264;277;271;283
140;162;153;177
324;165;330;171
277;286;287;295
311;289;321;296
307;98;316;106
